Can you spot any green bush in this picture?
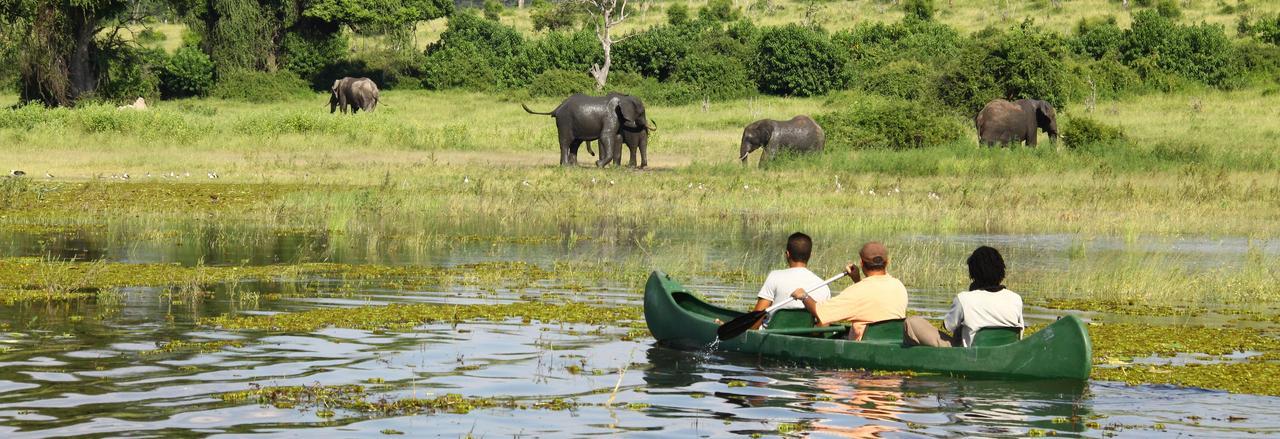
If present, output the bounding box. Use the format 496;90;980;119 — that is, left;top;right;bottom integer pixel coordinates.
531;1;585;31
672;54;755;101
281;31;348;84
99;46;165;102
137;28;167;45
1153;0;1182;19
753;24;847;96
935;23;1075;114
859;59;937;101
817;95;965;150
1122;10;1239;87
527;69;594;97
667;2;691;26
510;30;601;82
902;0;935;22
1243;13;1280;46
1071;56;1143;98
1071;16;1125;59
484;0;504;20
615;25;697;81
422;43;502;90
1062;115;1126;148
699;0;742;22
209;70;313;102
160;46;215;98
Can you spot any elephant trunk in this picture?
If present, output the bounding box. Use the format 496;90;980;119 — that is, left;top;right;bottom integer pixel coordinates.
329;94;338;114
739;141;752;166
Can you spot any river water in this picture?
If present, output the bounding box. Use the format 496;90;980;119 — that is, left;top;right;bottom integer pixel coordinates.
0;227;1278;437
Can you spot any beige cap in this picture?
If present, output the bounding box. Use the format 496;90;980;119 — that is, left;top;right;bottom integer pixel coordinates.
859;241;888;265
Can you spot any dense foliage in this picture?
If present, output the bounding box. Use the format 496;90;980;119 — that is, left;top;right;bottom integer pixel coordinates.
817;94;965;150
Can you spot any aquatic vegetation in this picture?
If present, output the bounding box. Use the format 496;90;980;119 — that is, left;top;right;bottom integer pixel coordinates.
1088;323;1280;361
141;339;245;356
221;383;589;417
1094;362;1280;396
201;302;643;332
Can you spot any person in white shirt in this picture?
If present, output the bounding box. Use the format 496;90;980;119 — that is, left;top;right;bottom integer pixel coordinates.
749;232;832;329
904;246;1024;347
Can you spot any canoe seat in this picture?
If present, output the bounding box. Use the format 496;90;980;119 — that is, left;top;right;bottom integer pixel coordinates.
858;319;906;343
765;309;817;330
971;326;1023;346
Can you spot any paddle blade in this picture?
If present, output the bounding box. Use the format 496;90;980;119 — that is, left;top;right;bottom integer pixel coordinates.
716;310;767;340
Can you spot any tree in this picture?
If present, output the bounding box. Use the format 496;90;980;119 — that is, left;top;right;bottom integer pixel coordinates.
578;0;631;89
1;0;140;106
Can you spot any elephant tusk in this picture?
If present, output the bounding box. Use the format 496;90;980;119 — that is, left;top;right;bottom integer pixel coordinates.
739;153;750;161
646;119;658;132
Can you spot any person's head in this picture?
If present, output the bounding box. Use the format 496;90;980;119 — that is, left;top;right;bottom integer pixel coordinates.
859;241;888;274
785;232;813;265
967;246;1006;288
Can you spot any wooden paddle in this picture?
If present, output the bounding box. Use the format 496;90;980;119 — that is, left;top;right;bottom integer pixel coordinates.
716;272;847;341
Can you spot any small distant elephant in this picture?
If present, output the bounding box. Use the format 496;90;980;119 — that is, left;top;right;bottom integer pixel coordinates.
739;116;825;167
330;77;379;114
522;93;655;168
975;99;1059;147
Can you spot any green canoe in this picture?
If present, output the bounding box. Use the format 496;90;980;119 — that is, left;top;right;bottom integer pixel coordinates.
643;271;1092;380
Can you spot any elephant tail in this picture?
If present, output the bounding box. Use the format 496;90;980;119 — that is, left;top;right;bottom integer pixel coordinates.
521;103;554;116
587;143;596;157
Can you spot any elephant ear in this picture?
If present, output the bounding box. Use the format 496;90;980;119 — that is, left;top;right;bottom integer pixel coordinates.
614;96;641;125
331;79;343;93
1034;101;1056;128
756;120;775;143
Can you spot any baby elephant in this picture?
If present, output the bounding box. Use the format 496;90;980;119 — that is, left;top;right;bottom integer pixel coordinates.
739;116;825;167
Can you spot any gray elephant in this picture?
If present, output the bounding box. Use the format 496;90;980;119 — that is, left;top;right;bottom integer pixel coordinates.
975;99;1058;147
739;116;825;167
330;77;379;114
522;93;655;168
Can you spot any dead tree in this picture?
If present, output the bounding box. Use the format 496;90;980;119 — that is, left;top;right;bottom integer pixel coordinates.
579;0;630;90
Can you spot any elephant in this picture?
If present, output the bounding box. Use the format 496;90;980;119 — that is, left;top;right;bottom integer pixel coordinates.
975;99;1059;147
330;77;379;114
522;93;656;168
739;116;825;167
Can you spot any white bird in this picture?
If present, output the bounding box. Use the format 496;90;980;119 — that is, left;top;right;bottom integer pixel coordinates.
743;184;750;190
521;180;531;187
697;183;705;190
45;173;53;179
183;172;190;178
835;178;844;192
893;187;900;194
146;172;152;178
869;188;876;196
928;192;941;200
121;173;130;180
608;180;615;186
592;177;598;184
464;175;471;184
208;172;218;179
10;170;25;177
687;182;693;189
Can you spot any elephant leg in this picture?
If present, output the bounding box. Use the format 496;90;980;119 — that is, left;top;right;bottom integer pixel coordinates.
569;140;583;165
597;135;618;168
639;141;648;169
559;138;574;166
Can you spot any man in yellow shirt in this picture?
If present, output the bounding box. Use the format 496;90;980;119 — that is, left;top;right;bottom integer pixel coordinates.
790;242;908;340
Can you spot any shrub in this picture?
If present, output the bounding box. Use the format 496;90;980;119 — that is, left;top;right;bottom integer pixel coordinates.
209;70;312;102
1154;0;1182;19
1062;115;1126;148
1244;13;1280;46
672;54;755;101
817;95;965;150
614;25;697;81
1122;10;1239;87
902;0;935;22
531;1;585;31
99;46;165;102
527;69;594;97
510;30;602;82
667;2;691;26
422;43;501;90
935;23;1076;114
160;46;215;98
1071;56;1142;98
859;59;937;101
137;28;167;45
699;0;742;23
1071;16;1125;59
484;0;504;20
281;30;348;83
836;20;965;76
753;24;847;96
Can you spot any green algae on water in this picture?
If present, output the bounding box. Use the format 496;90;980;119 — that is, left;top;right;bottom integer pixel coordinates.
201;301;642;332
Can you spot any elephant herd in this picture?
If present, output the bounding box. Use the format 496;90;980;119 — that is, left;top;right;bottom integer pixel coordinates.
327;77;1060;167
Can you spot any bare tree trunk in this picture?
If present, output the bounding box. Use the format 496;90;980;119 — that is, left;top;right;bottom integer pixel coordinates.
582;0;629;90
518;0;524;8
